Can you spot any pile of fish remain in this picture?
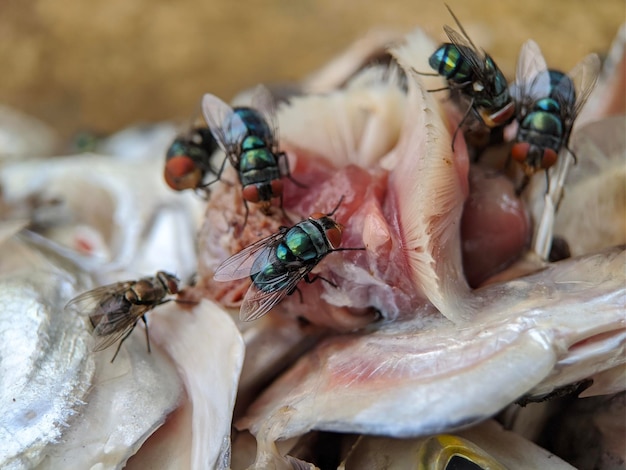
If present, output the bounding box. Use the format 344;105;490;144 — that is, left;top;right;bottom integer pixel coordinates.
1;7;624;470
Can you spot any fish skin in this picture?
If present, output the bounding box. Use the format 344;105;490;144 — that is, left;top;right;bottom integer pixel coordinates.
0;240;95;469
237;247;625;446
0;237;184;469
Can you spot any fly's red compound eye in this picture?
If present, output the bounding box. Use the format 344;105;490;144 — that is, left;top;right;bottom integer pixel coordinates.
541;149;558;169
157;272;179;294
310;212;325;220
483;101;515;127
270;179;283;198
242;185;261;203
166;278;179;294
164;156;202;190
324;224;343;249
511;142;530;163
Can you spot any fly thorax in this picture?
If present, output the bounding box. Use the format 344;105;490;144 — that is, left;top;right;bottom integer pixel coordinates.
491;73;511;107
125;288;139;303
234;107;273;143
285;225;317;261
195;127;216;147
492;71;507;95
132;279;163;304
548;70;576;105
187;146;210;162
166;140;186;158
474;57;510;110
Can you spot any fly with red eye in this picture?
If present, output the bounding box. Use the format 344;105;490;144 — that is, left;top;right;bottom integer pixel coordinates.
164;127;219;193
509;39;600;193
201;85;306;231
213;197;365;321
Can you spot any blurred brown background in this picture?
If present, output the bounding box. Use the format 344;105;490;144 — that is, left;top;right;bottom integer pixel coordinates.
0;0;623;140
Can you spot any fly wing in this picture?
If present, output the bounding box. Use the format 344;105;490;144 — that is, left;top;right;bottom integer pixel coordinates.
65;282;133;317
442;25;485;73
567;53;601;118
250;84;281;150
201;93;248;162
239;264;312;321
443;4;481;55
213;229;287;281
91;303;148;352
66;282;148;352
510;40;550;111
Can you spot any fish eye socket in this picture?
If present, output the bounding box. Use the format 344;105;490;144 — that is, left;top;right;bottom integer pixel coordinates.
445;455;485;470
417;435;504;470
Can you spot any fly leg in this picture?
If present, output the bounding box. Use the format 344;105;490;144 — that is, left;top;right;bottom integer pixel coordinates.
141;314;151;354
110;324;138;363
418;78;471;96
410;68;441;78
239;200;250;236
304;273;337;288
425;85;453;93
275;152;302;224
332;247;366;253
278;194;294;225
565;145;578;165
289;273;340;305
289;286;305;304
515;174;530;196
451;97;475;153
277;152;307;188
201;154;230;189
287;274;338;305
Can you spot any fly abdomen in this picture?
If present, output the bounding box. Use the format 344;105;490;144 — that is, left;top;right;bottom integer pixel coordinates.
127;279;166;304
239;144;282;203
250;258;291;293
429;44;473;83
90;296;131;333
